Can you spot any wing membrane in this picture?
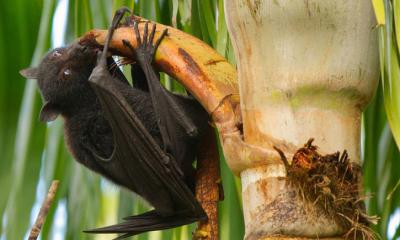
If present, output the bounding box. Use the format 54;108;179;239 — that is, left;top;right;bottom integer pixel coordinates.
89;74;202;215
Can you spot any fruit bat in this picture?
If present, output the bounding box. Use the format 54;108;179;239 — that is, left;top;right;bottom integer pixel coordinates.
20;8;208;239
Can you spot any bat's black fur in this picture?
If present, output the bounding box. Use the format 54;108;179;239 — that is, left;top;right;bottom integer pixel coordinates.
21;44;166;186
20;8;208;238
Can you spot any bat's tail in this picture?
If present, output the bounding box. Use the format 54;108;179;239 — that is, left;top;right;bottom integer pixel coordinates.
84;210;206;239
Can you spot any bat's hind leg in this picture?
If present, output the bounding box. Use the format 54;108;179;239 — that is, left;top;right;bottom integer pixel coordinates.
122;22;200;141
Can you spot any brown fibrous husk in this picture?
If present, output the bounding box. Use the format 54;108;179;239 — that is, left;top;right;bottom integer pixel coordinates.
275;139;379;240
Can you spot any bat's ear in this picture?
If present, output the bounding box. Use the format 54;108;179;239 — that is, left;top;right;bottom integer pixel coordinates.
19;67;38;79
39;102;60;122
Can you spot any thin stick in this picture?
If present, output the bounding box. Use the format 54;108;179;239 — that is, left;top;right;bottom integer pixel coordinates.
29;180;60;240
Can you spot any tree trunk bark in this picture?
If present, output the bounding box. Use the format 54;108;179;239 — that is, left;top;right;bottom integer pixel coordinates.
223;0;379;239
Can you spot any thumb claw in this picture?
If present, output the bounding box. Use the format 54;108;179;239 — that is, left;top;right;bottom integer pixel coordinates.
96;51;102;62
96;51;107;66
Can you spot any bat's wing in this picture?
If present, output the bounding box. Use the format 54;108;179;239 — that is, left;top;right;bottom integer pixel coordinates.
85;210;200;239
87;65;205;213
85;8;205;236
86;71;205;236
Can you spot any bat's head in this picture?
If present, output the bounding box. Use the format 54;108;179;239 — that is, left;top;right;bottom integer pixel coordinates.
20;42;98;122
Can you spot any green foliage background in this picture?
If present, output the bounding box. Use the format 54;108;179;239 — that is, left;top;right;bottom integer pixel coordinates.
0;0;398;239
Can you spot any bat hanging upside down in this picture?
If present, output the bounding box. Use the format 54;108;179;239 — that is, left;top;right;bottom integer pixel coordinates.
20;7;209;239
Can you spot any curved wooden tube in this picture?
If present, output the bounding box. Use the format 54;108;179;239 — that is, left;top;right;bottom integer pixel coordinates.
80;18;240;133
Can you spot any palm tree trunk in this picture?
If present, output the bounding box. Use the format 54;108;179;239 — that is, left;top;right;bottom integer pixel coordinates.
223;0;379;239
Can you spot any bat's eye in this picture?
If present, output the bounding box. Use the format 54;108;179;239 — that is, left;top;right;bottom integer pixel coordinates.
62;69;71;78
53;51;62;57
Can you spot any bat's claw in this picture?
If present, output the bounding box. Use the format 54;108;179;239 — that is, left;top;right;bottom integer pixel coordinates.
161;155;184;177
112;7;131;29
123;21;168;67
98;7;131;66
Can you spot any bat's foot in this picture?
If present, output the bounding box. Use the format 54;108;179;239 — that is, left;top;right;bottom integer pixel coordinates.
122;21;168;67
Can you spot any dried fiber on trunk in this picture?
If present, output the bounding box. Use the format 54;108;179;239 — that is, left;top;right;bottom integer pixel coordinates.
275;139;378;240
